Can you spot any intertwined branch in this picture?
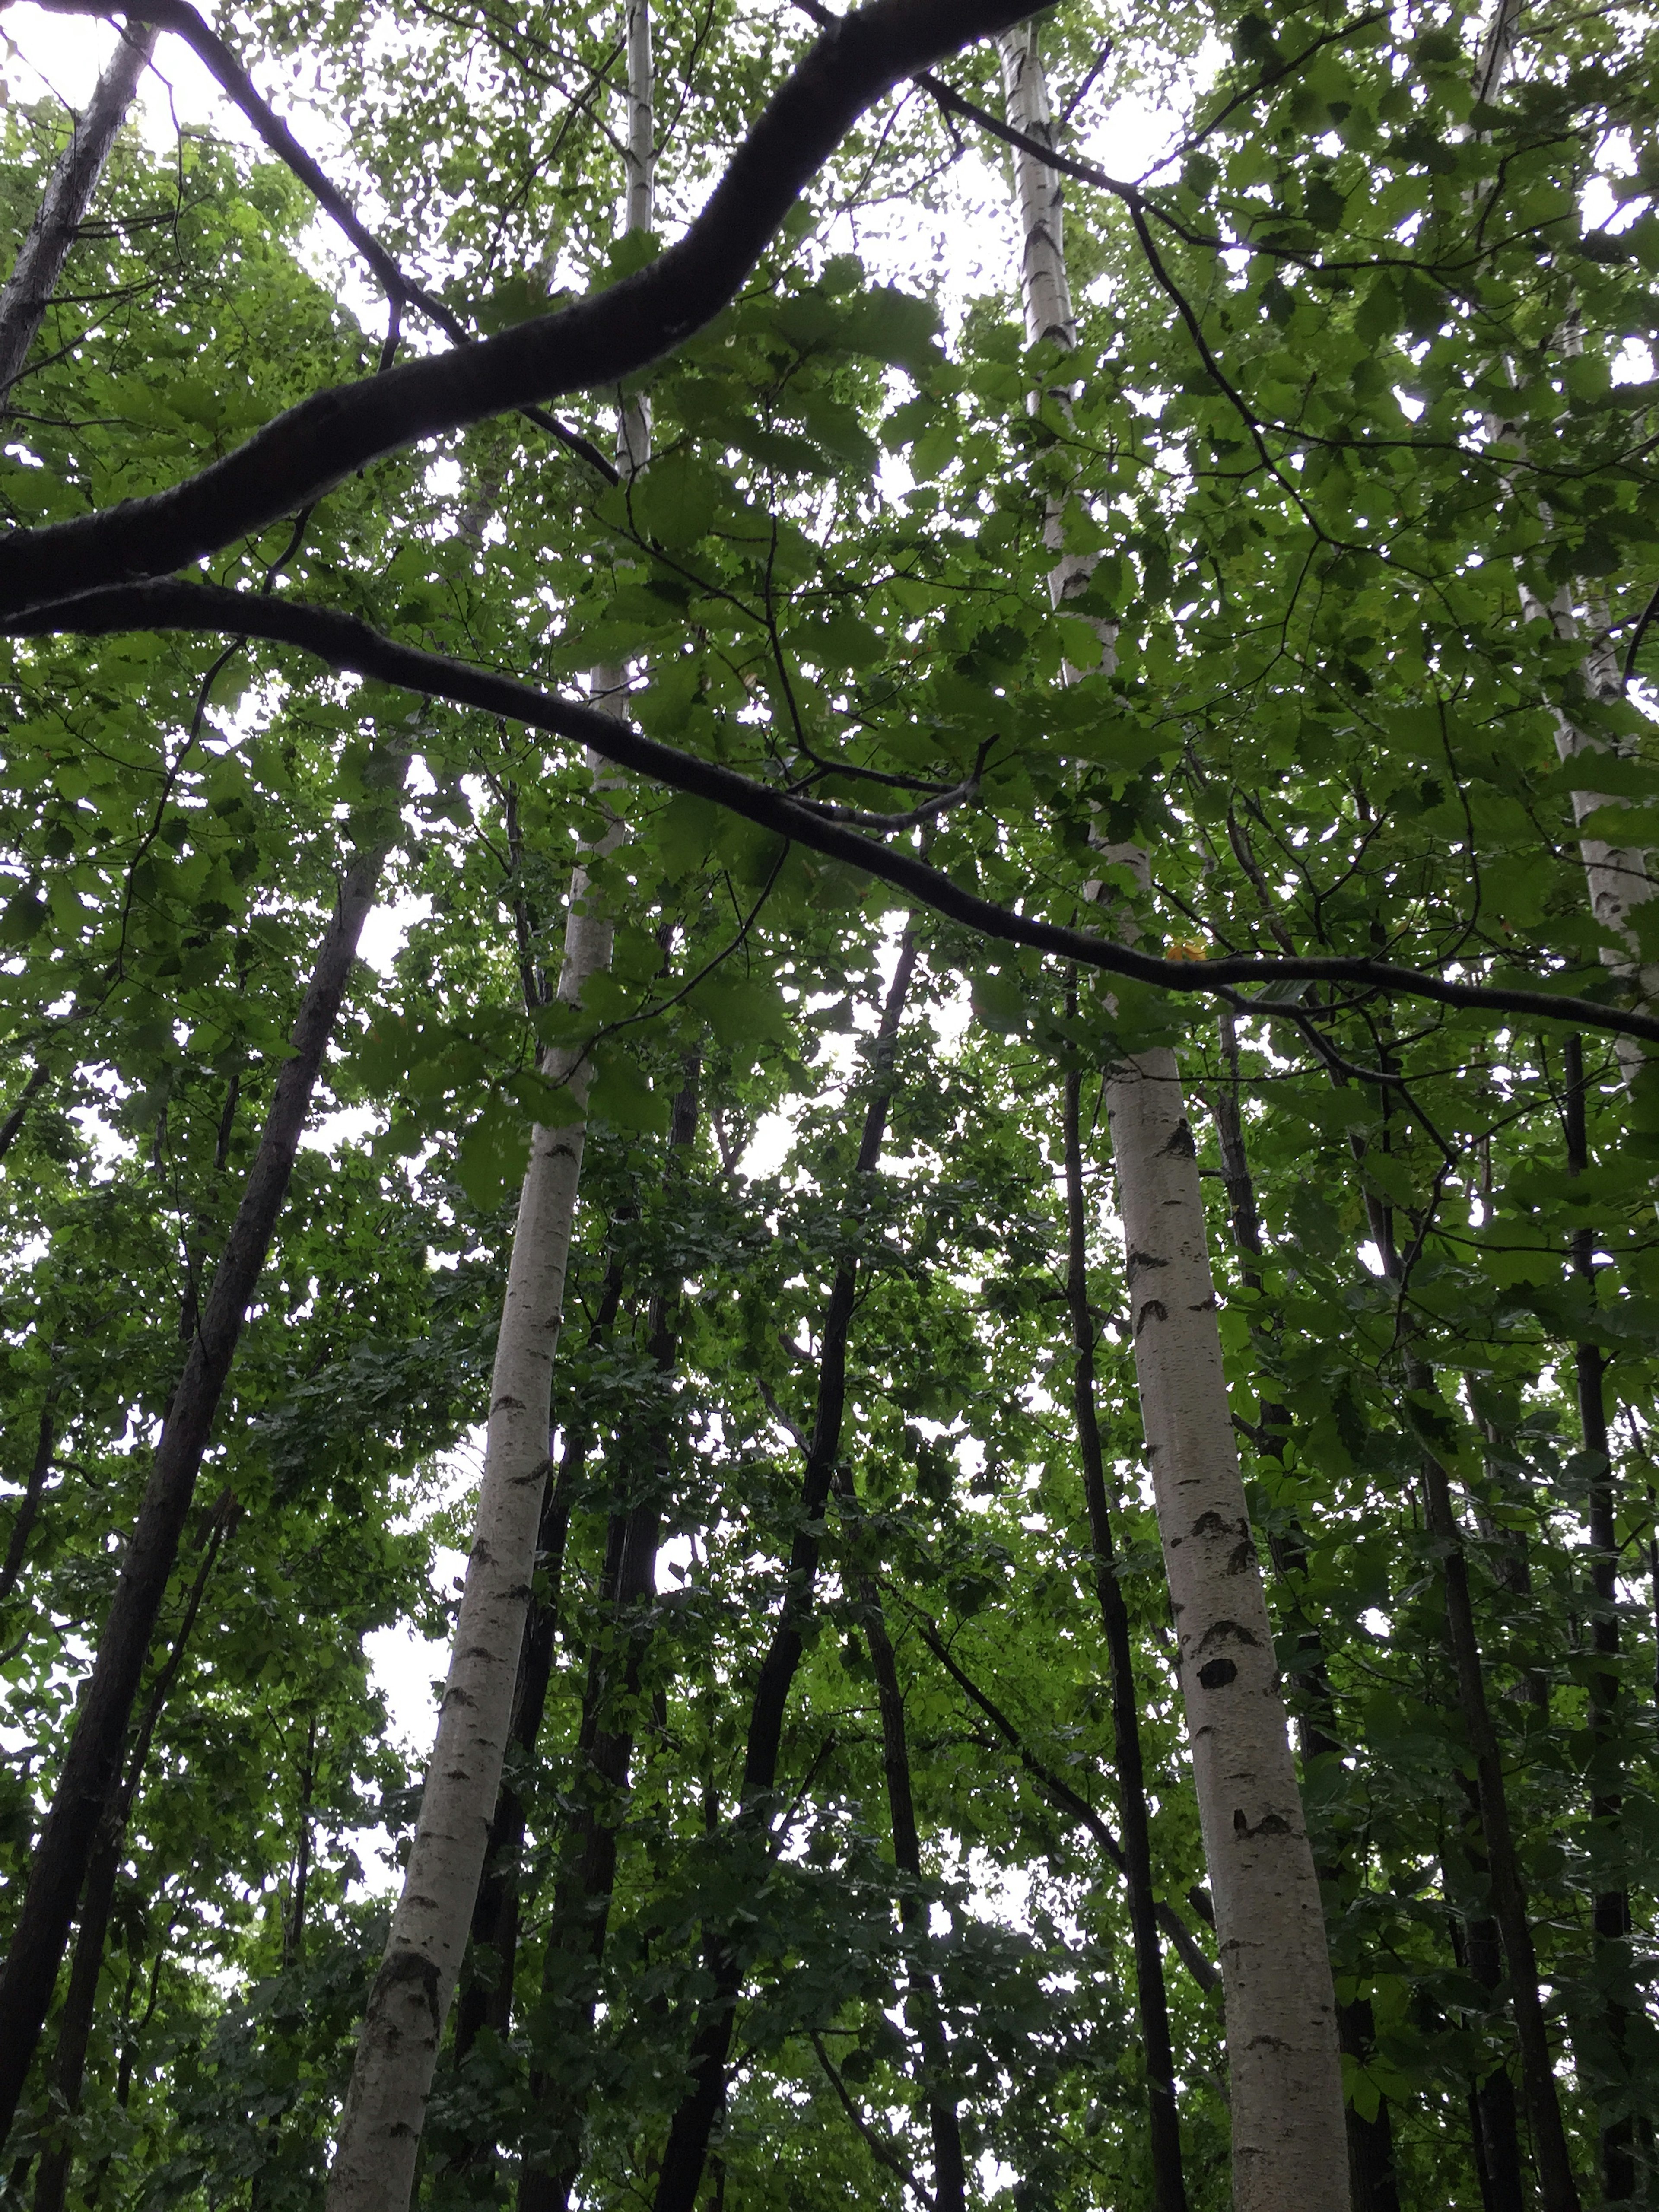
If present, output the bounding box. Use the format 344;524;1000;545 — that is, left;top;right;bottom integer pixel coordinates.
11;578;1657;1048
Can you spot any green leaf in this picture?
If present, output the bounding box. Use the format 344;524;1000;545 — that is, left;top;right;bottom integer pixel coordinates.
588;1050;670;1135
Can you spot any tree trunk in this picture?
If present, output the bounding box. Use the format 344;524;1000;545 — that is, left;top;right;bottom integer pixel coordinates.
995;28;1347;2209
1211;1015;1401;2212
0;1062;52;1168
1414;1418;1581;2212
325;819;622;2211
650;934;918;2212
327;13;658;2182
909;1607;1217;1995
0;1370;61;1604
448;1261;625;2084
0;23;156;411
520;1063;699;2212
0;798;402;2145
1062;1060;1186;2212
1563;1035;1633;2201
30;1493;232;2212
844;1538;966;2212
1449;1805;1528;2212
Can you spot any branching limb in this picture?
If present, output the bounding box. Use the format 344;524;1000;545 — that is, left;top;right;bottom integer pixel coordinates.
9;577;1659;1050
0;0;1041;615
904;1608;1219;1993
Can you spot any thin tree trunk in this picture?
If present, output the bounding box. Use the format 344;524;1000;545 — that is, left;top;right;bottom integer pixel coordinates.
1449;1801;1528;2212
325;13;652;2197
1415;1421;1580;2212
30;1492;233;2212
1211;1014;1401;2212
0;798;403;2144
326;821;621;2210
0;23;156;411
0;1370;61;1603
448;1256;626;2081
519;1062;699;2212
650;934;919;2212
1564;1035;1632;2201
995;28;1347;2208
908;1607;1217;1995
843;1535;966;2212
284;1715;319;1969
0;1061;52;1167
1062;1059;1186;2212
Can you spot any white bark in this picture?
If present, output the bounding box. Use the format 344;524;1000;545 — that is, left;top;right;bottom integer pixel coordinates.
997;28;1349;2210
326;15;654;2206
0;23;156;412
1473;0;1654;1077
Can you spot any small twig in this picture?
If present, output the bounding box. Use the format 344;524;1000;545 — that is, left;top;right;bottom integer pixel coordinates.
807;2031;935;2208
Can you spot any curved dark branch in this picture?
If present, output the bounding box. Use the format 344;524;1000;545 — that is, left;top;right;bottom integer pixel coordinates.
9;577;1659;1048
0;0;1039;617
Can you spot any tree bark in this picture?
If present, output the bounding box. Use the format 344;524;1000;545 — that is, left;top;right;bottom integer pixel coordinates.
1211;1015;1401;2212
1563;1035;1633;2200
650;933;918;2212
448;1257;626;2082
326;11;661;2172
0;1062;52;1167
995;27;1347;2209
0;23;156;412
0;1371;61;1604
1449;1801;1528;2212
519;1061;699;2212
843;1540;966;2212
1062;1061;1186;2212
1414;1417;1580;2212
30;1492;232;2212
0;796;402;2145
325;799;622;2210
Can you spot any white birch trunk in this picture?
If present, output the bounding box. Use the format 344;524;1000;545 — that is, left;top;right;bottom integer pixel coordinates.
997;28;1349;2210
325;15;653;2206
1473;0;1655;1077
0;22;156;413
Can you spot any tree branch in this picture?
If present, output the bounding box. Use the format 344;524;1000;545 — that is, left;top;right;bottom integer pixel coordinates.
7;577;1659;1050
906;1608;1218;1994
0;0;1041;617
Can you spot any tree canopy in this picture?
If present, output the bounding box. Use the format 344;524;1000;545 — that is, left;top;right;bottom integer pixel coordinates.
0;0;1656;2206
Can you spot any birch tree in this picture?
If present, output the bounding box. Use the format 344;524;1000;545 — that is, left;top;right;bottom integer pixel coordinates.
326;11;656;2202
996;25;1348;2208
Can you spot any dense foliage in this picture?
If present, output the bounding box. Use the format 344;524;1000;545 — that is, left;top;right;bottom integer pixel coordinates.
0;0;1656;2203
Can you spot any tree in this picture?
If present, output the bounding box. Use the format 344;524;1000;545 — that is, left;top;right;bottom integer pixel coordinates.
0;0;1656;2207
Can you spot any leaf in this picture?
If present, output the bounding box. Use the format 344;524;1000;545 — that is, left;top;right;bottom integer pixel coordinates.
632;454;723;547
454;1099;531;1212
588;1050;670;1135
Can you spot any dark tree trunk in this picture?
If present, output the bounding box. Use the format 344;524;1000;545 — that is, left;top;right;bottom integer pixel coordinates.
0;813;400;2141
1449;1826;1528;2212
518;1069;699;2212
30;1495;232;2212
1563;1035;1633;2201
0;1372;61;1603
1062;1059;1186;2212
847;1547;966;2212
0;1062;52;1168
650;937;918;2212
1417;1429;1580;2212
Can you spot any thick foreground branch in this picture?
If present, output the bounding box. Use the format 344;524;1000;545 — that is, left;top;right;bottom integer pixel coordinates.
0;0;1037;617
8;579;1659;1049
